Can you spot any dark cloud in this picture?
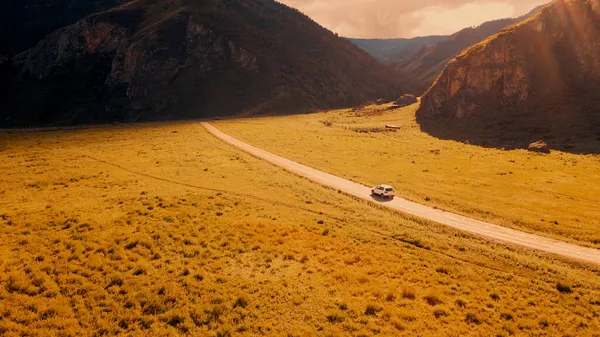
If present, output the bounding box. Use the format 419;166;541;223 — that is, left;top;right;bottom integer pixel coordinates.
281;0;549;37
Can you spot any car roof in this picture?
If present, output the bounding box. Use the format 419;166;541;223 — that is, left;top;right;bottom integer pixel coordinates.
379;184;393;189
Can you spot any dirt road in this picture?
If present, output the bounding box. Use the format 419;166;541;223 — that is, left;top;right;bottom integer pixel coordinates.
202;122;600;265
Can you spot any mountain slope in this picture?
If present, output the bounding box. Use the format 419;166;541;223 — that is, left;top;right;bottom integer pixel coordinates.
0;0;132;57
417;0;600;153
349;36;448;62
394;5;546;88
1;0;415;127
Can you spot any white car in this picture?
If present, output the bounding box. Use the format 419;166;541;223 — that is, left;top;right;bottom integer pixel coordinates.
371;185;395;199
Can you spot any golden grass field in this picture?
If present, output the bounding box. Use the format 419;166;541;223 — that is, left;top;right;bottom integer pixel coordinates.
1;122;600;336
214;104;600;248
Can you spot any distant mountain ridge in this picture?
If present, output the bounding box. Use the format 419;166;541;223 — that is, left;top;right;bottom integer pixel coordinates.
1;0;416;127
348;36;448;62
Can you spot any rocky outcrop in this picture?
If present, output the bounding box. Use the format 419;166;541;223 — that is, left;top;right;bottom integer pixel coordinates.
528;140;550;153
3;0;415;126
416;33;533;119
394;94;418;107
417;0;600;153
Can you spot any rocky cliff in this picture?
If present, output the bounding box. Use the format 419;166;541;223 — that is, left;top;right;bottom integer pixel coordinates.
417;0;600;152
2;0;415;126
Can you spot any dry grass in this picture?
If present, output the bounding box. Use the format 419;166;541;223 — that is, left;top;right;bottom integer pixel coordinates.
214;103;600;247
1;122;600;336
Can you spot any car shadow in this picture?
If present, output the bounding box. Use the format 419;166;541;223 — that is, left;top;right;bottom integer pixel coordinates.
370;194;394;203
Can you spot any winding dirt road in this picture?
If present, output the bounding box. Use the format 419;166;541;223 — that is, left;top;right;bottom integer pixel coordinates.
202;122;600;265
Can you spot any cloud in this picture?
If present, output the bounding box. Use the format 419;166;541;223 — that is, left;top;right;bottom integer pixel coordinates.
280;0;550;38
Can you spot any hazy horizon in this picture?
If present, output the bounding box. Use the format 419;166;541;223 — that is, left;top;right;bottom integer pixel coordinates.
280;0;550;38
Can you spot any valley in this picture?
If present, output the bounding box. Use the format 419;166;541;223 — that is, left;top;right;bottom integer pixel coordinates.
1;123;600;336
2;0;600;335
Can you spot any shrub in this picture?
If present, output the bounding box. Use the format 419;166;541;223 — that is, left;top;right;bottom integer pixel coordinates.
283;254;295;261
433;309;448;318
556;283;572;294
490;293;500;301
118;319;129;329
124;241;138;250
326;313;344;323
234;296;248;309
143;300;166;315
402;288;416;300
167;314;185;327
216;330;232;337
456;299;467;308
436;267;449;275
392;320;406;331
424;294;443;306
205;305;226;324
40;308;56;320
364;304;380;316
465;313;481;325
106;275;124;288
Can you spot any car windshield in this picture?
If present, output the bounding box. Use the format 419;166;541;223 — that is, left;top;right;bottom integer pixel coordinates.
385;188;393;191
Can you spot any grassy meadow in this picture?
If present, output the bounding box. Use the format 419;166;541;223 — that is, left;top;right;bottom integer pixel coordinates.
214;104;600;247
1;123;600;336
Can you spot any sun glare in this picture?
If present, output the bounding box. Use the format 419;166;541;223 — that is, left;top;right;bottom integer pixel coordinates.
410;2;516;36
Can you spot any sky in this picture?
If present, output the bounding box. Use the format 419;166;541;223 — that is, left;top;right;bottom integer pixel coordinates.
280;0;550;38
